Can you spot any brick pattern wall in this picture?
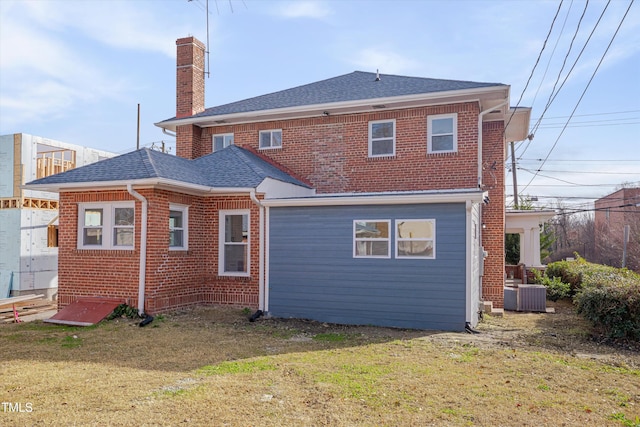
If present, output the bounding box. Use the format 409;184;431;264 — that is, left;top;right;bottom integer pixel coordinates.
58;190;261;314
198;103;481;193
176;37;205;119
480;121;506;308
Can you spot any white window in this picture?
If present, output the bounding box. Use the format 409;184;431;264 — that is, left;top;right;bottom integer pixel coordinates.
219;210;250;276
368;119;395;157
78;202;135;250
354;220;391;258
259;129;282;149
169;204;188;250
395;219;435;259
213;133;234;152
428;113;457;153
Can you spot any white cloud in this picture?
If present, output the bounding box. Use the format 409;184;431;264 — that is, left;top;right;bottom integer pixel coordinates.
276;1;331;19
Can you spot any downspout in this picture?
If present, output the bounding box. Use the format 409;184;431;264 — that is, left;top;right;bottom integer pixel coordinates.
477;100;508;188
127;184;147;315
162;128;176;138
249;190;266;314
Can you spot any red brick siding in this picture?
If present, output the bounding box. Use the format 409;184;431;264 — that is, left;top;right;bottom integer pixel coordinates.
58;190;261;314
480;121;506;308
197;103;481;194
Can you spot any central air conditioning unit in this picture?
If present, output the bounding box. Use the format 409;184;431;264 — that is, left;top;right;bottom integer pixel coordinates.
517;285;547;312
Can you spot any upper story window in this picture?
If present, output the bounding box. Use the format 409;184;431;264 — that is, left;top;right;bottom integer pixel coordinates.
213;133;234;152
259;130;282;149
428;113;457;153
219;210;250;276
78;202;135;250
369;119;395;157
395;219;435;259
169;204;188;250
353;220;391;258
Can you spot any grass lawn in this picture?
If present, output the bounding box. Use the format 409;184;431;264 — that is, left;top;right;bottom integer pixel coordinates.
1;301;638;426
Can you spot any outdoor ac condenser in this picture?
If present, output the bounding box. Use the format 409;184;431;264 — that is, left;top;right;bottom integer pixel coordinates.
517;285;547;312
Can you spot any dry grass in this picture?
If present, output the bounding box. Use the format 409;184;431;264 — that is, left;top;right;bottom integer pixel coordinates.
1;301;638;426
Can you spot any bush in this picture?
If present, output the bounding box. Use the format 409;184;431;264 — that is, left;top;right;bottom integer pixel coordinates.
530;269;571;301
574;279;640;340
543;256;640;340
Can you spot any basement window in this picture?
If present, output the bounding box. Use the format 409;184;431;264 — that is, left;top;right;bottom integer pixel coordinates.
78;202;135;250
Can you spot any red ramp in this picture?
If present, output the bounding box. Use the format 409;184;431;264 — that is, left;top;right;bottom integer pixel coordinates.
44;297;125;326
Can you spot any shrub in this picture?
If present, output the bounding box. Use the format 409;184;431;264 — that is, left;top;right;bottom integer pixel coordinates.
530;269;571;301
574;274;640;341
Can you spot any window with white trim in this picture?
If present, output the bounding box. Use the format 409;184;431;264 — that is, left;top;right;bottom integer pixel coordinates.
219;210;250;276
213;133;234;152
368;119;395;157
169;204;188;250
78;202;135;250
428;113;457;153
354;220;391;258
259;129;282;149
395;219;435;259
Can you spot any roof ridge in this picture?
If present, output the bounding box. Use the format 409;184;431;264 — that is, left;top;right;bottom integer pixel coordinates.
140;148;161;178
240;146;313;187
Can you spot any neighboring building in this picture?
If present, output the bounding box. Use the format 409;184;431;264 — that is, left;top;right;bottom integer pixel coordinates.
0;133;115;299
25;37;531;331
594;187;640;271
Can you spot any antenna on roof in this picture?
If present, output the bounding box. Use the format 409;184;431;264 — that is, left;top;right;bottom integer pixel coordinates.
375;69;381;81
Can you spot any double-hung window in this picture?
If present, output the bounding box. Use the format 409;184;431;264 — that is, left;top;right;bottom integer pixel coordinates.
353;220;391;258
428;113;457;153
219;210;250;276
78;202;135;250
368;119;395;157
213;133;234;152
395;219;435;259
259;130;282;149
169;204;188;250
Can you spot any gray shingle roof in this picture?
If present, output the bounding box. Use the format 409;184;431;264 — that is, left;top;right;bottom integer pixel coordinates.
159;71;505;122
26;145;309;189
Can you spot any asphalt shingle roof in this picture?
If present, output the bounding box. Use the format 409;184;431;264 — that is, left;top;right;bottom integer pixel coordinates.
159;71;505;122
27;145;309;189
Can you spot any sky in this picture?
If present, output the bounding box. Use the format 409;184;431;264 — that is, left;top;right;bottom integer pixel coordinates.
0;0;638;211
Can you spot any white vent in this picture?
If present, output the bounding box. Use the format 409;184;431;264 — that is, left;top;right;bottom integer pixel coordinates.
517;285;546;312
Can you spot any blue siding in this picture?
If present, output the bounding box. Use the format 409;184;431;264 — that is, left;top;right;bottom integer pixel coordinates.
268;203;468;331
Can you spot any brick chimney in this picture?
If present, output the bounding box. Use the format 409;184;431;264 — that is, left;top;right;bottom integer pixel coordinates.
176;36;206;159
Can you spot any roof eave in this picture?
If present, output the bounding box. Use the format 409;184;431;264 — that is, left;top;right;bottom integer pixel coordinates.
262;189;486;207
155;85;510;131
24;178;256;196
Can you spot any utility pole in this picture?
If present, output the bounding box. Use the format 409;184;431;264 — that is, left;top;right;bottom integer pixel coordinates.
622;224;630;268
510;141;518;209
136;103;141;150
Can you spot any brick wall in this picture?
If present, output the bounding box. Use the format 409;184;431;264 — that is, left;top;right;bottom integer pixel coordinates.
58;190;261;314
199;103;481;193
479;121;506;308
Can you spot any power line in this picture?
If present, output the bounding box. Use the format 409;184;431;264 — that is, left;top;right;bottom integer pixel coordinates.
520;0;634;195
504;0;564;135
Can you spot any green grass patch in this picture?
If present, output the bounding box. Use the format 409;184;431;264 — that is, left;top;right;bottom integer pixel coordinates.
61;335;82;348
197;358;276;375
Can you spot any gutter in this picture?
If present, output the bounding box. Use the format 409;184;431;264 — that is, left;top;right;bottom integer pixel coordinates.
477;99;508;188
249;190;266;312
127;184;148;315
